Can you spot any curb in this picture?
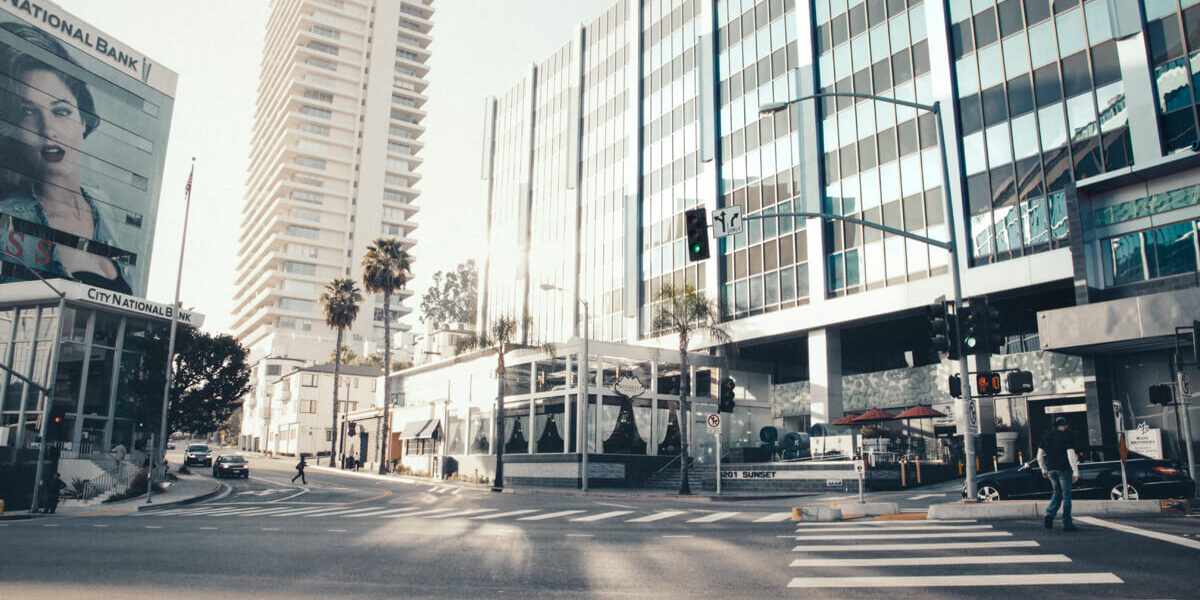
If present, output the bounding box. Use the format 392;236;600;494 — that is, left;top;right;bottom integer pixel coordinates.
137;481;227;512
928;498;1173;520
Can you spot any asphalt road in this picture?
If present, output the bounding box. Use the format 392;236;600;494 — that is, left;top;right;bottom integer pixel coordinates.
1;452;1197;599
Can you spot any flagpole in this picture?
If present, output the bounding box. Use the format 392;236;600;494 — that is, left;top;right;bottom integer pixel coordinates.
155;158;195;493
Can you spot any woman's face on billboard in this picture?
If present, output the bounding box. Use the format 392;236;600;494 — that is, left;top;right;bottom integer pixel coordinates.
15;68;84;184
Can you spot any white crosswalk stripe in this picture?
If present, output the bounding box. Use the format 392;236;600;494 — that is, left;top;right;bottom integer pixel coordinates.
752;512;794;523
626;510;687;523
784;519;1122;591
431;508;498;519
686;511;739;523
569;510;633;522
342;507;427;518
518;510;587;521
470;509;539;520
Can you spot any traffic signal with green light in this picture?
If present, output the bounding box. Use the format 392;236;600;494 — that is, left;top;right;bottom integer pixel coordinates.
684;208;710;262
962;301;1003;356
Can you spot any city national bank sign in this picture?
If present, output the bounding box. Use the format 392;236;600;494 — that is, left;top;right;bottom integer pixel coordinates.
3;0;172;88
75;285;204;327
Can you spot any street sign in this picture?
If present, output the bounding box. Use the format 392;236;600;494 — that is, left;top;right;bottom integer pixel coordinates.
706;413;721;433
711;205;743;238
966;400;980;436
1181;373;1191;398
854;461;865;474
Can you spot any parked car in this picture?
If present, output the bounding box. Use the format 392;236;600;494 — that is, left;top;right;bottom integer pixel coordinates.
184;444;213;467
212;455;249;479
967;458;1194;502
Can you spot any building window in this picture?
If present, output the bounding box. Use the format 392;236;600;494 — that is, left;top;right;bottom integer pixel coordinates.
280;298;313;312
311;24;340;40
306;40;339;56
1101;219;1200;286
287;225;320;240
294;156;327;170
299;105;332;120
283;261;317;276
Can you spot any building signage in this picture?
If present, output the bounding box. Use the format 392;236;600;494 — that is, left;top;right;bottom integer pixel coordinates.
612;374;646;399
70;283;202;326
719;468;857;480
1125;425;1163;460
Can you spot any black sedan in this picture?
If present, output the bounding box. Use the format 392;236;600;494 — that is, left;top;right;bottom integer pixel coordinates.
184;444;212;467
967;458;1194;502
212;455;249;479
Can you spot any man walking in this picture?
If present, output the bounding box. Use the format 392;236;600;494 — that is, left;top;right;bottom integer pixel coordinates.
1037;417;1079;531
42;472;66;514
291;455;307;485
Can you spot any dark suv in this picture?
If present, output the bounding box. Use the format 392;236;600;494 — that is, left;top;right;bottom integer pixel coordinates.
212;455;249;479
184;444;213;467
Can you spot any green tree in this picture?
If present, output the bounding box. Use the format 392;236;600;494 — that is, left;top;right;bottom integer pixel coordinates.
361;237;411;473
330;345;358;365
138;326;252;437
456;316;521;489
652;284;731;495
419;259;478;328
321;277;362;467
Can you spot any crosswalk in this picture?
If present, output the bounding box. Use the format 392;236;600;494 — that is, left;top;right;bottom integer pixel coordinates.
140;503;794;526
785;519;1123;590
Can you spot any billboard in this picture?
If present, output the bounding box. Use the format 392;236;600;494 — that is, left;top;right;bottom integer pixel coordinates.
0;0;176;297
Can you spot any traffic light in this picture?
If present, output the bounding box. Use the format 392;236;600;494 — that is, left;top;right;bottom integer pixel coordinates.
1149;384;1174;405
684;208;710;262
1006;370;1034;394
975;371;1003;396
948;374;962;398
718;377;736;413
926;303;951;355
982;304;1003;354
962;302;1002;356
962;305;981;353
1008;369;1036;393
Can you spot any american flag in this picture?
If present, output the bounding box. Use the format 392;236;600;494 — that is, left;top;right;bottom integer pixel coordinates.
184;162;194;197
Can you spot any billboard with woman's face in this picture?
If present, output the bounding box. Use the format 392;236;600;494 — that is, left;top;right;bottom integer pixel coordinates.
0;1;176;297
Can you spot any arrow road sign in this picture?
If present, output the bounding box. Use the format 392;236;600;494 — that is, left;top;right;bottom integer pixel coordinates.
711;206;743;238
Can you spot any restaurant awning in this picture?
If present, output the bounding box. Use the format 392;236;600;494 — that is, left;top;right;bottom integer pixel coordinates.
398;419;440;440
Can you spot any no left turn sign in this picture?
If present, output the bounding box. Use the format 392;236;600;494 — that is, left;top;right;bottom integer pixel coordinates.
706;413;721;432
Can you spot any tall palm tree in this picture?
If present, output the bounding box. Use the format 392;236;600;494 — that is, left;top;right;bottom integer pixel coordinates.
652;284;731;495
320;278;361;467
361;238;411;474
455;315;521;489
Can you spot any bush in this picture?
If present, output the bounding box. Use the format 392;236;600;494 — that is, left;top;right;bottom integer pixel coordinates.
104;469;166;503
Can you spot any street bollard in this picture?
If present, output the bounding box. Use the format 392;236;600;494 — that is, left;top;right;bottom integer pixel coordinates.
993;456;998;472
915;457;921;484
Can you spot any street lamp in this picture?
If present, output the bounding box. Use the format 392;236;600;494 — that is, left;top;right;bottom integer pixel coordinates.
759;88;981;500
539;283;590;491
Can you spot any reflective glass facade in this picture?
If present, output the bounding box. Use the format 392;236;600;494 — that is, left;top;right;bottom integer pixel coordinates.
1145;0;1200;152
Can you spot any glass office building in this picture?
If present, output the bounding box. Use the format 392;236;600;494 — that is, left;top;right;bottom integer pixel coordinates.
473;0;1200;473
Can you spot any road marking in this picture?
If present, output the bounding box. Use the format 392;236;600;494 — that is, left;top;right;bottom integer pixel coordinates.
388;507;455;518
92;524;108;528
752;512;795;523
907;493;946;500
452;488;461;495
661;535;694;538
344;507;422;518
261;527;280;531
518;510;587;521
471;509;539;520
627;510;687;523
565;533;594;537
430;508;498;519
787;573;1121;588
792;531;1011;541
144;526;162;529
267;488;310;503
789;524;994;533
795;518;977;526
686;511;739;523
290;506;389;518
1076;516;1200;550
427;486;438;492
199;527;218;530
570;510;634;522
259;506;346;517
343;490;392;505
42;524;59;527
794;540;1038;552
224;506;310;517
790;554;1072;567
327;529;347;532
77;509;127;516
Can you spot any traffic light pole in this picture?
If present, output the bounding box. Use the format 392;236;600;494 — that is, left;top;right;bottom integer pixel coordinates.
758;92;979;499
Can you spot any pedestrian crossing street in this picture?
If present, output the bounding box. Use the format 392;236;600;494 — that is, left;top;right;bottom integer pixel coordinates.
785;519;1124;591
140;503;796;526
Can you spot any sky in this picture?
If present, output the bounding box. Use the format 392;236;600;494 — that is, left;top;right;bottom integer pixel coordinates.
62;0;603;334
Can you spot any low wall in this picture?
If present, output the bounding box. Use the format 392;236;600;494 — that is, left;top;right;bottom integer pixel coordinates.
441;453;635;488
701;461;860;493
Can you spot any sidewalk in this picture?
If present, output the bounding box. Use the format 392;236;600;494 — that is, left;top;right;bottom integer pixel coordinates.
305;462;810;503
927;497;1194;520
2;474;225;519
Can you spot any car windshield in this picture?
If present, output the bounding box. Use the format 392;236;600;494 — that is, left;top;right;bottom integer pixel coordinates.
187;445;209;452
219;456;245;463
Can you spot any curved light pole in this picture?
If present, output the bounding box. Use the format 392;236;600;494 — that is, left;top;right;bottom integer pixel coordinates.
540;283;590;491
760;91;979;500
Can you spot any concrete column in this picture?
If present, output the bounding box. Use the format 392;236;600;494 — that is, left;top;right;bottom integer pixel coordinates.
807;327;843;426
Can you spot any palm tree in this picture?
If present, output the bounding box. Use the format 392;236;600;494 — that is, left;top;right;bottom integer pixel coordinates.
361;238;411;474
652;284;731;495
320;278;361;467
455;315;521;489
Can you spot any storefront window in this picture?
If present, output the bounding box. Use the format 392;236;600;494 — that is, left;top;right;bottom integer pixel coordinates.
504;364;531;397
469;408;490;454
445;412;465;455
502;400;529;454
533;397;565;453
535;357;569;393
82;348;115;416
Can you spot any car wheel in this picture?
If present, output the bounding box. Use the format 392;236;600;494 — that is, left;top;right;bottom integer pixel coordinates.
1111;483;1139;500
976;485;1003;502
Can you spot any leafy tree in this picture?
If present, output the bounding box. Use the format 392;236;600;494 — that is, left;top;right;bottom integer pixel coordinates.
652;284;731;495
419;260;478;328
331;345;359;365
138;326;252;438
362;237;411;473
321;277;362;467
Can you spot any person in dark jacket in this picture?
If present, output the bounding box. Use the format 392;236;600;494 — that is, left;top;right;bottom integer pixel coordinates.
42;472;66;514
291;455;307;485
1037;417;1080;531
